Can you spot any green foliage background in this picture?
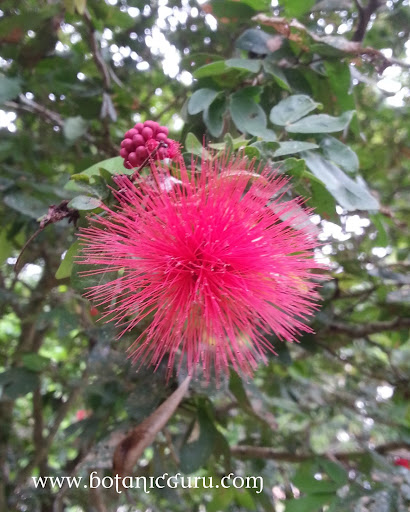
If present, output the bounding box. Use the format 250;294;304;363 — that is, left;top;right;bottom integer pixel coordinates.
0;0;409;511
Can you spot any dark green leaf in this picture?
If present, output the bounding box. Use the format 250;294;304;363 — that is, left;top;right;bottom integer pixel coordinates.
0;368;39;399
211;1;257;20
0;74;21;104
180;408;217;473
188;88;220;115
0;229;14;265
204;96;226;137
263;60;291;91
230;88;268;137
22;353;50;372
229;371;252;409
235;28;278;55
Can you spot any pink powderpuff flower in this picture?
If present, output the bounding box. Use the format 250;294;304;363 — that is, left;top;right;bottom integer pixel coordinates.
77;151;326;380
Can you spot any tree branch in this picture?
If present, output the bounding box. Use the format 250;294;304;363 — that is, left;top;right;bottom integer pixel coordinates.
231;441;410;462
82;8;118;154
5;95;118;157
5;96;64;129
15;369;89;488
254;14;410;72
327;317;410;337
352;0;381;43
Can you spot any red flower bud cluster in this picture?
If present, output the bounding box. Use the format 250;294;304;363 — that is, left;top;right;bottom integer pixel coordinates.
394;457;410;469
120;120;176;169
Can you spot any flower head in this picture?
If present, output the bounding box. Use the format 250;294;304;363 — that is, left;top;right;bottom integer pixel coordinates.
120;120;177;169
78;151;325;380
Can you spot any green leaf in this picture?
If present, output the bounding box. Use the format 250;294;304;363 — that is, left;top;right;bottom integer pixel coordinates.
274;141;319;157
250;141;280;160
293;462;340;494
263;60;291;91
310;179;336;218
303;151;379;211
240;0;270;9
0;74;21;104
211;1;257;20
180;407;217;474
193;60;227;79
276;157;306;176
324;61;357;116
230;88;268;137
235;28;276;55
188;88;220;115
370;213;389;246
208;487;235;512
284;0;316;17
275;342;293;365
185;132;205;156
286;111;355;133
225;58;261;73
71;262;118;294
208;134;248;151
320;459;348;486
68;195;102;211
63;116;88;143
229;371;253;409
320;136;359;173
285;494;334;512
255;128;278;141
3;192;46;219
0;229;14;265
75;156;126;178
204;96;226;138
56;240;80;280
244;146;260;159
22;353;50;372
270;95;320;126
0;368;39;399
